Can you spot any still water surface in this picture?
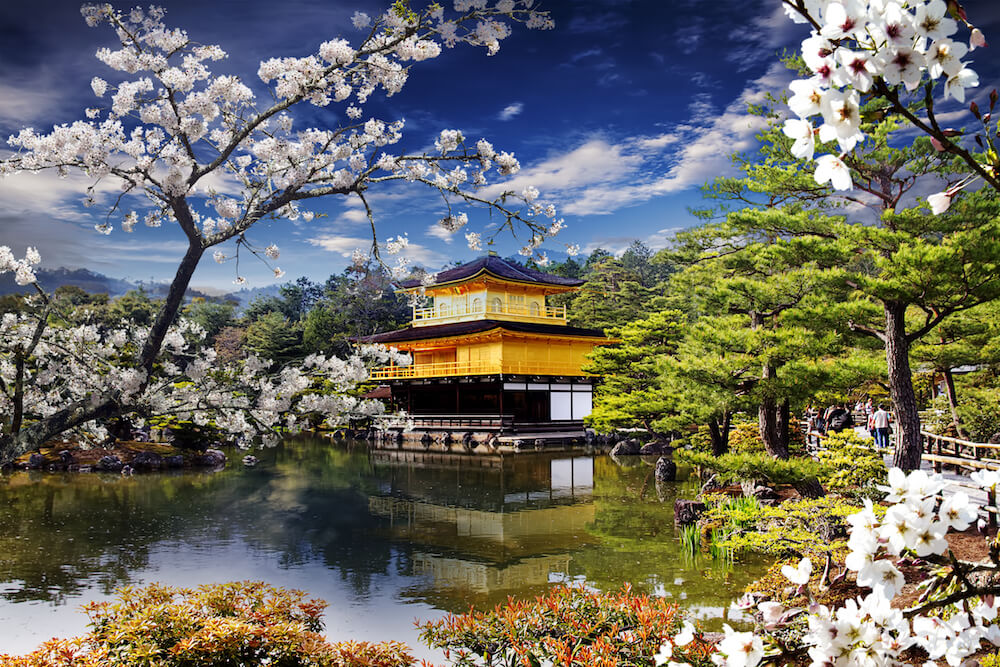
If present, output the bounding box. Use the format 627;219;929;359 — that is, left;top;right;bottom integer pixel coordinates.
0;437;767;658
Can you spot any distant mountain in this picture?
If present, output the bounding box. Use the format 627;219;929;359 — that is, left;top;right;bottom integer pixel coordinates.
224;283;284;308
0;267;136;297
0;266;283;310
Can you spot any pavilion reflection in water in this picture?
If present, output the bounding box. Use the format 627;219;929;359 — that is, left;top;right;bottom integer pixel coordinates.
367;450;596;604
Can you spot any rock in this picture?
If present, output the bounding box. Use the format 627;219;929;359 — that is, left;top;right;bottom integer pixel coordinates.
192;449;226;467
58;450;74;464
610;440;640;456
640;441;673;456
131;451;164;469
121;465;134;476
700;474;724;494
584;429;597;445
165;455;184;468
461;432;474;450
674;499;707;525
741;480;779;501
242;455;258;467
990;432;1000;445
78;465;93;473
27;453;46;470
533;438;546;450
96;455;123;472
655;456;677;483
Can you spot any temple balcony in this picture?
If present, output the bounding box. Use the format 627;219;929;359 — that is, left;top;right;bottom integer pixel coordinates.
369;359;590;380
411;302;567;327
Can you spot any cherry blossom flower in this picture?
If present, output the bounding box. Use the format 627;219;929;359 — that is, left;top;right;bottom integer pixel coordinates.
813;154;852;190
782;118;816;160
781;557;812;585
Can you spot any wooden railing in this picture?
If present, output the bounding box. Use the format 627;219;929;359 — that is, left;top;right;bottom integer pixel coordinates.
407;414;515;431
369;359;589;380
920;430;1000;472
412;302;567;324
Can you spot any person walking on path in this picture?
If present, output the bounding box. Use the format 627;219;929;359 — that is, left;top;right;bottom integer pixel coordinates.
872;405;892;449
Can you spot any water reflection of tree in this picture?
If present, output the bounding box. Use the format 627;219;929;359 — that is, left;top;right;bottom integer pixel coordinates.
570;457;765;613
0;439;400;604
0;440;767;619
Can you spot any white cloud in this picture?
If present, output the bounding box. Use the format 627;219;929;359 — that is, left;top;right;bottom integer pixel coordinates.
308;234;372;257
0;78;74;130
425;223;455;244
498;102;524;121
478;62;791;217
308;233;448;267
337;208;369;224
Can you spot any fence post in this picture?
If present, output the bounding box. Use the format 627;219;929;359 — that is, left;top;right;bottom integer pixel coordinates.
990;488;998;531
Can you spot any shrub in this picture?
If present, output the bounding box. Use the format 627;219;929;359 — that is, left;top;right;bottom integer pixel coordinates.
726;421;764;455
981;651;1000;667
727;421;808;457
677;450;828;487
417;585;715;667
700;496;882;559
815;430;887;494
0;581;413;667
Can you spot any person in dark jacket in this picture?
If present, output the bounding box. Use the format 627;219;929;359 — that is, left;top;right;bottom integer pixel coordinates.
827;405;854;433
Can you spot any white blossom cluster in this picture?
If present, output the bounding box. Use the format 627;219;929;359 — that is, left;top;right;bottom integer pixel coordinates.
0;246;41;286
1;2;556;268
0;297;411;447
657;467;1000;667
781;0;984;194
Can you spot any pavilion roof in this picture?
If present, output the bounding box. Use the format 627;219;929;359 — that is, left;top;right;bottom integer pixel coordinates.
398;254;584;290
354;319;606;344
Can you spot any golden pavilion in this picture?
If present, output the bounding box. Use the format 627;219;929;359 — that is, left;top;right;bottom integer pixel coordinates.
359;253;611;433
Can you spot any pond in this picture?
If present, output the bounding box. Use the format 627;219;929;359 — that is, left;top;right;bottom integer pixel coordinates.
0;436;768;659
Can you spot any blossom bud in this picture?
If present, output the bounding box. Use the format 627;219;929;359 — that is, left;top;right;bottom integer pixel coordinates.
970;28;988;50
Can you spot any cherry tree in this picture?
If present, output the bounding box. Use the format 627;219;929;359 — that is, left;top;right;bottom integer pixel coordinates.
779;0;995;205
0;253;412;460
0;1;558;461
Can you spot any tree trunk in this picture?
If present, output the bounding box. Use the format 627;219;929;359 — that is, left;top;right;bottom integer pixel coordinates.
708;411;731;456
751;310;789;460
886;302;922;471
942;367;964;439
759;394;789;459
793;478;827;498
778;398;791;452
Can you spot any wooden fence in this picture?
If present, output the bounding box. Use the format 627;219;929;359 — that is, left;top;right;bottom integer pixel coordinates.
804;422;1000;528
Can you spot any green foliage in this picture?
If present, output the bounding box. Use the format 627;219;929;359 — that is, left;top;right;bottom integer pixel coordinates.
182;297;237;342
0;581;413;667
980;651;1000;667
677;450;827;487
148;414;223;450
244;311;304;364
418;585;714;667
568;252;669;331
302;265;409;356
108;288;162;326
929;384;1000;442
727;421;764;454
585;309;685;435
701;496;880;558
815;430;887;493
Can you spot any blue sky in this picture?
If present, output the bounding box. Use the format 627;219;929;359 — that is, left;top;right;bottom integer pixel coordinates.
1;0;998;292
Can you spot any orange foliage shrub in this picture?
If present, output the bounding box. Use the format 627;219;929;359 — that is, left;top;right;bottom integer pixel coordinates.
0;581;412;667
